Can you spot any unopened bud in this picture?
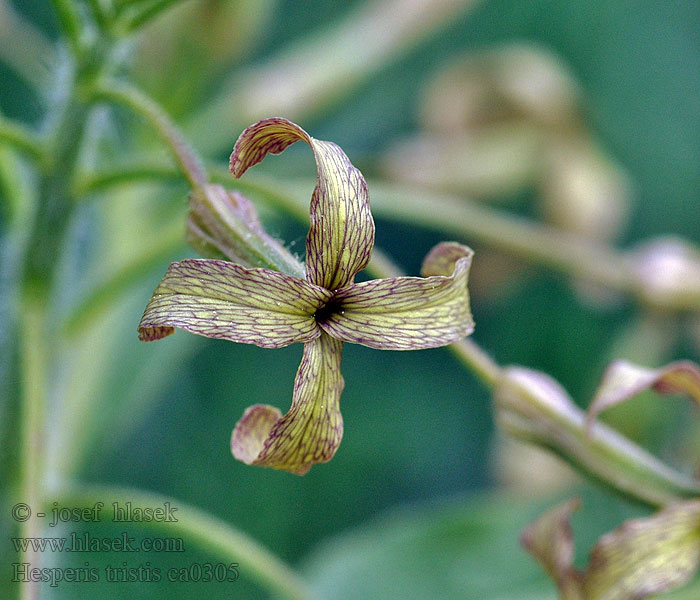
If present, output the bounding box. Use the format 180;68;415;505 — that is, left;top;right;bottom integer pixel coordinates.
187;184;303;278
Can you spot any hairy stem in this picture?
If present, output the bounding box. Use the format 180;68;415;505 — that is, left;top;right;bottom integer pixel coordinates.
91;80;207;188
495;368;700;507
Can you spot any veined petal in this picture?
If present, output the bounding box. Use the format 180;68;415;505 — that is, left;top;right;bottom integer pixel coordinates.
520;498;583;600
230;117;375;290
523;498;700;600
586;359;700;432
231;333;344;475
138;258;330;348
318;244;474;350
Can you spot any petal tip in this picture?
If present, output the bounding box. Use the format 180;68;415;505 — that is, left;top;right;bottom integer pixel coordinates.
138;325;175;342
231;404;283;465
421;241;474;278
229;117;309;178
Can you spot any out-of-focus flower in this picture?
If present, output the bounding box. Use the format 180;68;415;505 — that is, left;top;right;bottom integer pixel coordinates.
382;43;630;242
138;118;474;474
629;237;700;311
586;359;700;429
522;497;700;600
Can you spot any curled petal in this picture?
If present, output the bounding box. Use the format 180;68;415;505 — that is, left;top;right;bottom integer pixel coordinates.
520;498;583;599
421;241;473;277
318;244;474;350
230;117;375;290
138;258;330;348
522;499;700;600
587;359;700;432
231;333;344;475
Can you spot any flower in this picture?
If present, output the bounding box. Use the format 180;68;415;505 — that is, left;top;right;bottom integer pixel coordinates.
138;117;474;474
522;498;700;600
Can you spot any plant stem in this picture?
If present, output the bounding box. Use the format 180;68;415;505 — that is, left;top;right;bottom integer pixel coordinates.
91;80;207;188
18;297;48;600
50;0;84;55
495;367;700;507
56;484;318;600
123;0;184;31
0;118;43;160
22;95;89;292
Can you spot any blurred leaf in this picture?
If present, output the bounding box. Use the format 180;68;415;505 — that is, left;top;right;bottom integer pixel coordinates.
303;493;560;600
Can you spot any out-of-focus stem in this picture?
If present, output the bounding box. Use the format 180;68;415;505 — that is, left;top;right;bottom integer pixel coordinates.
57;485;318;600
122;0;184;30
0;118;43;160
495;367;700;507
18;299;47;600
92;80;207;188
50;0;84;54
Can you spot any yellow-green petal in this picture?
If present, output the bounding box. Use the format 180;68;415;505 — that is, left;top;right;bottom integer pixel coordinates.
230;117;375;290
317;243;474;350
520;498;584;600
522;498;700;600
231;333;344;475
584;500;700;600
138;258;330;348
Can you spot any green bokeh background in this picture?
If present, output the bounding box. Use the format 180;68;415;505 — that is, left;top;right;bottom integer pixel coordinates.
2;1;700;598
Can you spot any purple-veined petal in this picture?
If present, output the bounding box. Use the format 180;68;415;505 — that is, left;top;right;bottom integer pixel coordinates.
317;244;474;350
522;498;700;600
231;333;344;475
586;359;700;432
520;498;583;600
230;117;375;290
583;500;700;599
138;258;331;348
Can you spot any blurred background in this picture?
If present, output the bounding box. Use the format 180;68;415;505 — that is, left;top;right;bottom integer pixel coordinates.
2;0;700;598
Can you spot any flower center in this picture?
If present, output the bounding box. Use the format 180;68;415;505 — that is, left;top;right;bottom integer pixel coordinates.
314;300;344;324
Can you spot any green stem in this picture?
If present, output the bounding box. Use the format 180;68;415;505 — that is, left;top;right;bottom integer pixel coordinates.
18;298;48;600
22;95;89;292
495;368;700;507
91;80;207;188
50;0;84;54
123;0;184;31
74;161;181;196
86;0;111;32
56;484;318;600
0;118;43;160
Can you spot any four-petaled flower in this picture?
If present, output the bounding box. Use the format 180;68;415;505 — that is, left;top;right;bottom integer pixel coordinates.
138;118;474;474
